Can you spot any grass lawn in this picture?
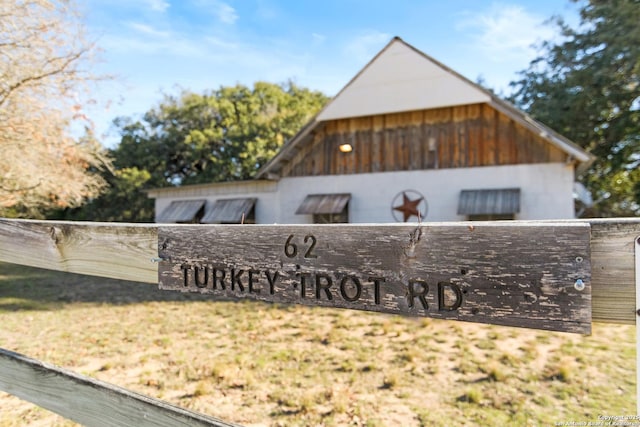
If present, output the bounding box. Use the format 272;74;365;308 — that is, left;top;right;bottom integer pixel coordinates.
0;262;635;426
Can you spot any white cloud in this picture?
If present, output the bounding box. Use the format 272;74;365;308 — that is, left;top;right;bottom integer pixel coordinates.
457;3;555;63
214;1;238;24
194;0;238;24
126;21;171;38
343;31;391;63
146;0;170;12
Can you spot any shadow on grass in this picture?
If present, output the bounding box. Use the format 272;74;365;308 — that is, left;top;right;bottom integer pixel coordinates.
0;262;213;312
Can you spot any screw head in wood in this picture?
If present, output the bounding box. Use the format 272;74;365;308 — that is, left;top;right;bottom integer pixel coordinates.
574;278;585;291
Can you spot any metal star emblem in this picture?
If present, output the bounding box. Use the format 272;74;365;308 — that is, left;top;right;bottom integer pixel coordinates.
393;192;424;222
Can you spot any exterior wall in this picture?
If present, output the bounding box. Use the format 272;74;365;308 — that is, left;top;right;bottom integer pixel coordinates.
151;180;279;224
151;163;576;224
276;163;575;223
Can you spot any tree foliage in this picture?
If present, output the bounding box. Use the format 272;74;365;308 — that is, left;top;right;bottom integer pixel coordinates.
116;82;327;186
0;0;110;216
509;0;640;217
59;82;328;222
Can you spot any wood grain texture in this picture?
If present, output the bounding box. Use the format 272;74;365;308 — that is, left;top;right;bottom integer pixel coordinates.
280;104;567;177
158;222;592;333
0;348;237;427
0;218;638;325
0;219;157;283
589;218;640;324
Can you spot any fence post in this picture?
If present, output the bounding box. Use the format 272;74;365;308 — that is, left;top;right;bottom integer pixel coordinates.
635;234;640;415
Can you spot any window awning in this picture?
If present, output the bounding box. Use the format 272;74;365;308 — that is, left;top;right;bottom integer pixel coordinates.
157;199;206;223
296;193;351;215
457;188;520;215
201;198;257;224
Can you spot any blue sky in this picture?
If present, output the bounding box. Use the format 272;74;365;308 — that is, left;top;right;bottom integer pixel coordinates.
82;0;581;146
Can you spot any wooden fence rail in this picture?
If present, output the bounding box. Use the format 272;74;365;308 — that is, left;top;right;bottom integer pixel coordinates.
1;218;638;323
0;349;237;427
0;217;639;425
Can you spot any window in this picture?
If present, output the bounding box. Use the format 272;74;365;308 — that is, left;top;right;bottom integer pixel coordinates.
156;199;206;223
200;198;257;224
457;188;520;220
296;193;350;224
313;211;348;224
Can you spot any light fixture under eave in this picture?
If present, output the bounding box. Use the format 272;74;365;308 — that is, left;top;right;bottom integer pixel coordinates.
339;143;353;153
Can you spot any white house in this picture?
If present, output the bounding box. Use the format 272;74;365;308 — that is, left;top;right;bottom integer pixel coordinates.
148;37;593;224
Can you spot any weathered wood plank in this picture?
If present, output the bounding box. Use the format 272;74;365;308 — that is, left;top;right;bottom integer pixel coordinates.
313;130;325;175
346;133;356;173
399;127;410;170
424;125;437;169
408;125;422;170
468;118;481;168
438;126;450;168
0;219;157;283
458;123;467;168
0;348;237;427
484;107;498;165
590;218;640;324
497;114;511;165
355;130;371;173
158;222;592;333
508;119;517;164
283;104;584;177
370;130;381;172
384;128;395;171
0;218;638;325
335;133;346;174
325;133;335;175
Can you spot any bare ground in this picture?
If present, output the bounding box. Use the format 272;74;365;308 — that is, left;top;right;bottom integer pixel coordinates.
0;262;635;426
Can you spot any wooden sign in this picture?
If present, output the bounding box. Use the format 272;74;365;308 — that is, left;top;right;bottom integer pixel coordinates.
158;222;591;334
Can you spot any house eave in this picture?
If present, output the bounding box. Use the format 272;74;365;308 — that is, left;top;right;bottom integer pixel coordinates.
256;118;322;179
486;99;595;173
146;179;277;199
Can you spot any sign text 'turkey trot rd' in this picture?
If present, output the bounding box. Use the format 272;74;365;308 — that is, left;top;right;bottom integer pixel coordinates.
158;223;592;334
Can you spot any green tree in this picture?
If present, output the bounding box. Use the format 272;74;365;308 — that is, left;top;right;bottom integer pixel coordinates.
57;81;328;222
509;0;639;217
116;81;327;187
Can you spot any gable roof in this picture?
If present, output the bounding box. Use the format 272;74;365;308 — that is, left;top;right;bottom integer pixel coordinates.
317;38;491;121
257;37;594;179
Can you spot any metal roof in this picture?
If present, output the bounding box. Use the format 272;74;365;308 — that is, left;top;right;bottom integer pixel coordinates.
457;189;521;215
200;198;257;224
296;194;351;215
157;199;206;223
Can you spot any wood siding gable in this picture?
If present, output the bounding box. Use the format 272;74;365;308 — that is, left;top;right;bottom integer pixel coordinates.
280;104;567;178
